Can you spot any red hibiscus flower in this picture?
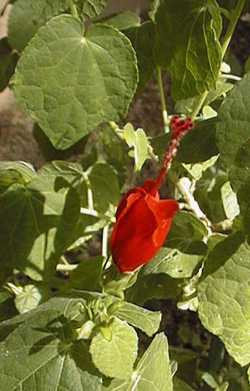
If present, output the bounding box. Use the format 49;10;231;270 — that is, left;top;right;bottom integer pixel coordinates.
110;116;193;273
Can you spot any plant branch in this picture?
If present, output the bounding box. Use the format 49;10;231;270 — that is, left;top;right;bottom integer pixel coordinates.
157;66;169;133
176;177;212;236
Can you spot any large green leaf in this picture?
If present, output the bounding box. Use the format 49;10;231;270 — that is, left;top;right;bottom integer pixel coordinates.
66;257;104;292
155;0;222;99
104;333;173;390
198;232;250;366
0;298;102;391
13;15;138;150
216;73;250;191
177;119;218;163
116;301;161;336
76;0;107;19
8;0;68;51
101;11;140;31
0;172;80;281
144;245;206;279
126;21;156;88
90;317;138;379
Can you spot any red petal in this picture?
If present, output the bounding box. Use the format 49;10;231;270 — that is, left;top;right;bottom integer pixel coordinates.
111;196;158;272
115;187;144;220
145;195;179;223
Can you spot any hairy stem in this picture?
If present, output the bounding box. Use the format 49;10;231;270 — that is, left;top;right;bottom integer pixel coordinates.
157;66;169;133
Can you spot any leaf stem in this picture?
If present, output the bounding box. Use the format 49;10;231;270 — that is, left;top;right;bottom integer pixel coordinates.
157;66;169;133
102;225;109;258
191;0;246;120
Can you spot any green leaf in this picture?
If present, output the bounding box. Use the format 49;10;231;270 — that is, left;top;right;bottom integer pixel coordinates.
13;15;138;150
216;73;250;191
0;161;35;193
177;119;219;164
104;333;173;391
155;0;222;99
0;173;80;281
167;211;208;249
144;244;206;279
122;123;151;171
66;257;104;292
0;38;18;92
90;317;138;379
76;0;107;19
248;366;250;385
14;284;42;314
126;273;181;305
194;168;229;223
88;162;120;213
0;297;102;390
101;11;140;31
221;181;239;220
126;21;156;88
198;232;250;366
116;301;161;336
8;0;68;51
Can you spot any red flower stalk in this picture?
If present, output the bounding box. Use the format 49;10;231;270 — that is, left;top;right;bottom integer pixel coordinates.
110;116;194;273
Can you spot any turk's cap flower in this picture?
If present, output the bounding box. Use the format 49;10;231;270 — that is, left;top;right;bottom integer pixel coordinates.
111;179;179;273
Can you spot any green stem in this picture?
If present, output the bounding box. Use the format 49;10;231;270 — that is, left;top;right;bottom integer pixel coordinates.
190;91;208;120
191;0;246;120
157;66;169;133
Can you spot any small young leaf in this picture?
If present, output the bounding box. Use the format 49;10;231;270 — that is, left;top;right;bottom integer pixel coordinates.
123;124;151;171
14;284;43;314
90;317;138;379
13;15;138;149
